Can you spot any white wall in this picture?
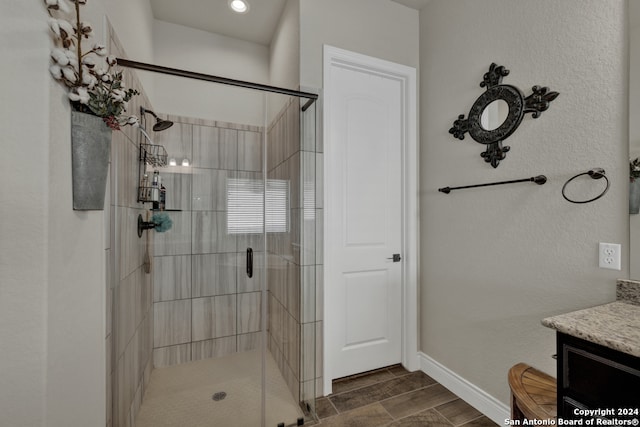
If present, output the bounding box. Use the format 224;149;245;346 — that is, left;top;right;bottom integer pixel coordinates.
47;83;107;427
300;0;419;90
152;20;270;125
0;2;51;425
1;1;111;426
271;0;300;91
420;0;627;405
106;0;155;103
269;0;301;120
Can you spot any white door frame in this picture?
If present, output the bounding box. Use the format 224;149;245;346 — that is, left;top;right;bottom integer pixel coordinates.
322;45;419;395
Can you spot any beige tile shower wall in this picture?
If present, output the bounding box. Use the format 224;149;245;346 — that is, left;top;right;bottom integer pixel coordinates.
107;22;155;427
136;98;320;414
150;114;266;368
267;98;321;408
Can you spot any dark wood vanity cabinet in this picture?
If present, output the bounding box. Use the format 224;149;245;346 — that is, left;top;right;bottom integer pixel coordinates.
557;332;640;419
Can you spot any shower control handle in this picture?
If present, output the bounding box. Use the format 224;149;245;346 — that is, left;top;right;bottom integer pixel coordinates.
246;248;253;278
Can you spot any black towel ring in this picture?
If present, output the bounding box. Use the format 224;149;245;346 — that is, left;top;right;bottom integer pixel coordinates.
561;168;610;204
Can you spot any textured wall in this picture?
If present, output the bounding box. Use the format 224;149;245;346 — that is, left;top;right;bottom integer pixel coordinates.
1;2;57;426
419;0;627;404
299;0;419;89
1;1;118;426
105;0;155;103
270;0;301;92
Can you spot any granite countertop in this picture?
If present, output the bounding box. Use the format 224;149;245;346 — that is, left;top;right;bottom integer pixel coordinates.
541;280;640;358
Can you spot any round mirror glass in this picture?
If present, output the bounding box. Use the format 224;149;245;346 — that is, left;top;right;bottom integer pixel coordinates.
480;99;509;131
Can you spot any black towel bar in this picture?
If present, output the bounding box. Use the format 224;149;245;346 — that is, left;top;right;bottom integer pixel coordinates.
439;175;547;194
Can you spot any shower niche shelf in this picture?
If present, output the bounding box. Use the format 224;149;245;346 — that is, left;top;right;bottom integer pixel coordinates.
137;143;168;205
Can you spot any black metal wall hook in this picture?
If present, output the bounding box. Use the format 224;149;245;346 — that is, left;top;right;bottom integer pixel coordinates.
562;168;610;204
439;175;547;194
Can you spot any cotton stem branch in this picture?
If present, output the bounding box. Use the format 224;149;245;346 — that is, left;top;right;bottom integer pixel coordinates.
75;0;82;87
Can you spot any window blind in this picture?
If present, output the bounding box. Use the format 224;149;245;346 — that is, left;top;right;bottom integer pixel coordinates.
227;177;289;234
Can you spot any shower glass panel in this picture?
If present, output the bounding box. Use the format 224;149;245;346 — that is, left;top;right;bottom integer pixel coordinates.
264;92;318;426
120;66;318;427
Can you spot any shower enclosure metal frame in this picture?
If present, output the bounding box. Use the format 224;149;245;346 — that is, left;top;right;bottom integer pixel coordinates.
117;58;320;426
116;58;318;111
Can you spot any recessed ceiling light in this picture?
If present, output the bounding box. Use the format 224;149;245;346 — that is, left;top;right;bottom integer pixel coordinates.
229;0;249;13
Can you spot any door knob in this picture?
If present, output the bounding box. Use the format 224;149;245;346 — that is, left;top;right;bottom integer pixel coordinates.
387;254;401;262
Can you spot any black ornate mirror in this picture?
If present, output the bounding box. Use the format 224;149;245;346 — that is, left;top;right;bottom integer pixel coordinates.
449;63;559;168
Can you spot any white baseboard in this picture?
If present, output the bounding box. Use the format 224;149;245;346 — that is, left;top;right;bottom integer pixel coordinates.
418;352;509;425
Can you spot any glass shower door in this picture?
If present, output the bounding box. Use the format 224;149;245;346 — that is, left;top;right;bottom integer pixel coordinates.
121;63;318;427
227;90;318;426
263;92;318;426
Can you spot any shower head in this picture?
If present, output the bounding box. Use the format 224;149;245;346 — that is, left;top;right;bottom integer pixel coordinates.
153;119;174;132
140;107;174;132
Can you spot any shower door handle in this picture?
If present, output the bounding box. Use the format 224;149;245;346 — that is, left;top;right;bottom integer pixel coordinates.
246;248;253;278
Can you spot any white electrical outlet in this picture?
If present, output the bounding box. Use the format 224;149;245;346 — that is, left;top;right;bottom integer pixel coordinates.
599;242;621;270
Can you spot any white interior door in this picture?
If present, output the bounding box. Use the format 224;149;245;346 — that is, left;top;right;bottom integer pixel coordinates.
325;47;413;385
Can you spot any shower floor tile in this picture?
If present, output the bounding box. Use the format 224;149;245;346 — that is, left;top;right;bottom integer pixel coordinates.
313;365;498;427
134;350;303;427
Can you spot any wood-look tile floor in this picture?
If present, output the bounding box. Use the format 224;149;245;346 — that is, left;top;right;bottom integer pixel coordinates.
312;365;499;427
